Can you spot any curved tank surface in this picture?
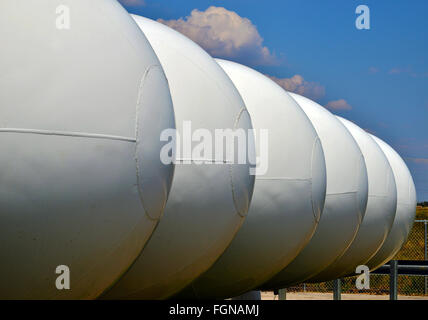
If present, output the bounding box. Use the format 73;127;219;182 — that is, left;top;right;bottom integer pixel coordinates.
366;136;416;270
0;0;175;299
102;16;255;300
180;60;327;299
263;93;368;289
311;117;397;282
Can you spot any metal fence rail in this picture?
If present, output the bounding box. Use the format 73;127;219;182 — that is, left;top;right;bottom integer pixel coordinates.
286;220;428;298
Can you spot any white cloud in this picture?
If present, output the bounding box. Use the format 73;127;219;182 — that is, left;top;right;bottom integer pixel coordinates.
388;67;418;77
325;99;353;110
407;158;428;165
368;66;379;74
158;6;277;66
268;74;325;101
388;67;408;75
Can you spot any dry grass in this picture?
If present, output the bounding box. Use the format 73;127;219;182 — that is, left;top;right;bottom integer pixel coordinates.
261;291;428;300
416;206;428;220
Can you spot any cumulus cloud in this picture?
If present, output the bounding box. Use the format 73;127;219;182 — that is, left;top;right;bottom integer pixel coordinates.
268;74;325;101
407;158;428;165
268;74;352;110
396;141;428;154
388;67;409;75
157;6;277;66
388;67;418;77
368;67;379;74
325;99;353;110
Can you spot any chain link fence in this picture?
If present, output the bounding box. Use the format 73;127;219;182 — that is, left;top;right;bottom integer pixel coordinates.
287;218;428;297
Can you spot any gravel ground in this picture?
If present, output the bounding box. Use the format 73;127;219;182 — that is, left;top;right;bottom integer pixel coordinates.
261;291;428;300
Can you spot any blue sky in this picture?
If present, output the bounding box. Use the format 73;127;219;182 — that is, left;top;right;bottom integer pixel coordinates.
120;0;428;201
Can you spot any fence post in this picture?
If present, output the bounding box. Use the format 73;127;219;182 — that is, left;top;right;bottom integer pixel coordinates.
333;279;341;300
425;221;427;295
278;288;286;300
390;260;398;300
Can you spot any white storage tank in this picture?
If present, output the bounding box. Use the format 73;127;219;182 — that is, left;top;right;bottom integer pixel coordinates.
0;0;175;299
102;16;255;299
180;60;326;299
366;135;417;270
311;117;397;281
263;94;368;289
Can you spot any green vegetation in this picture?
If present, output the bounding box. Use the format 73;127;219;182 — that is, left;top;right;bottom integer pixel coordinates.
416;206;428;220
288;206;428;296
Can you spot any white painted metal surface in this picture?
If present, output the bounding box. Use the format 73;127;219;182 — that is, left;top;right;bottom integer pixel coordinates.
103;16;255;299
182;60;326;299
264;94;368;289
0;0;175;299
367;136;416;270
311;118;397;281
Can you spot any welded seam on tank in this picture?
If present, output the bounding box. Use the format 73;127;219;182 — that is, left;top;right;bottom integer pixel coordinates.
100;66;166;298
256;177;312;181
229;106;248;217
134;64;162;222
326;191;358;196
175;158;233;164
0;128;136;142
310;137;320;222
368;194;391;198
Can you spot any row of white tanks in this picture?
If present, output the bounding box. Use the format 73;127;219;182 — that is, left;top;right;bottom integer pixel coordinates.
0;0;416;299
